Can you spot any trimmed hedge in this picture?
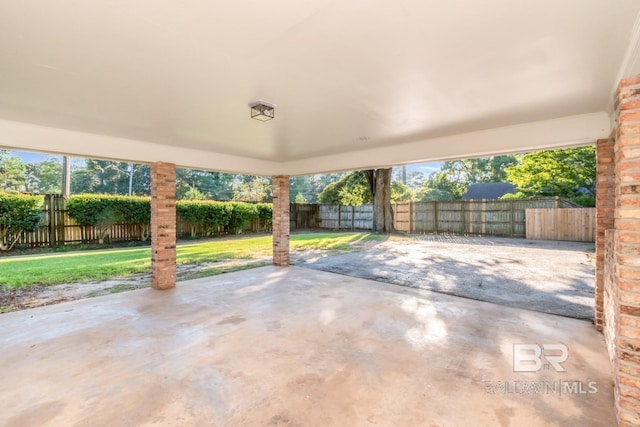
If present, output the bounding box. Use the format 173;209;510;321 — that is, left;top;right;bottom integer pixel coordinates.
256;203;273;227
66;194;273;240
67;194;151;243
67;194;151;226
177;201;272;235
177;200;233;237
0;192;43;251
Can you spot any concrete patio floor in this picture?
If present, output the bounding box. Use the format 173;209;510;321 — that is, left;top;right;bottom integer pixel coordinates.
0;266;614;426
296;235;595;319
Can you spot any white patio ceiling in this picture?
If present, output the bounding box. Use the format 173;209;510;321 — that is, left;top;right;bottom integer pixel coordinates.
0;0;639;175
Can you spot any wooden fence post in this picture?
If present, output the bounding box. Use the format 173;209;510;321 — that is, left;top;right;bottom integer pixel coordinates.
56;195;66;245
42;194;66;247
338;204;341;230
409;201;414;233
434;201;439;234
510;200;515;237
461;201;466;234
481;199;487;235
45;195;55;247
289;203;295;231
351;206;355;230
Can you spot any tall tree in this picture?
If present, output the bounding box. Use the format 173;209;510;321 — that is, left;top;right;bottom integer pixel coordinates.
391;181;414;203
70;165;95;194
290;174;342;203
505;146;596;199
25;158;62;194
317;172;371;205
176;169;234;200
232;176;272;202
418;155;518;200
61;156;71;196
363;169;395;233
317;169;395;232
71;160;151;195
130;164;151;196
0;150;27;192
393;169;425;190
70;160;130;194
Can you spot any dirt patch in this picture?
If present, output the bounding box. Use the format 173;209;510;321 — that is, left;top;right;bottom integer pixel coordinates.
294;234;596;320
0;258;270;313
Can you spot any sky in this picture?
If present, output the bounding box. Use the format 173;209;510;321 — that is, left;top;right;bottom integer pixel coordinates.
5;149;442;176
9;150;85;167
13;151;56;163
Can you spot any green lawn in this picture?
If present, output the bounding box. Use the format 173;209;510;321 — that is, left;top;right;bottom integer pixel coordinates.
0;232;377;289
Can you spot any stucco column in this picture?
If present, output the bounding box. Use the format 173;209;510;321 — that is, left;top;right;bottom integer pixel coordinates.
606;75;640;426
595;137;615;331
272;175;290;266
151;162;177;289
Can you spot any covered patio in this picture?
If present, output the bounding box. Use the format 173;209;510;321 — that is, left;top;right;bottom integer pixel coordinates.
2;0;640;425
0;267;615;426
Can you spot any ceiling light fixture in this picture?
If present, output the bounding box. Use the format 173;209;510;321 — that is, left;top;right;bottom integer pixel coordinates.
249;101;275;121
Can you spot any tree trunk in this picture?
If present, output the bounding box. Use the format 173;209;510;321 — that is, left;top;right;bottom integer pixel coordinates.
365;168;395;233
62;156;71;196
382;168;394;232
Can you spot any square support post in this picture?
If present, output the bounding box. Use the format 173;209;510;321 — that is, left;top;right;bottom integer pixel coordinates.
606;75;640;426
596;137;615;331
272;175;290;266
151;162;177;290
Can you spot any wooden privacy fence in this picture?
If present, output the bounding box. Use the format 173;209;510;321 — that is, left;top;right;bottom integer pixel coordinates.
12;196;593;248
317;204;374;230
392;197;579;238
525;208;596;242
295;197;591;241
290;204;320;230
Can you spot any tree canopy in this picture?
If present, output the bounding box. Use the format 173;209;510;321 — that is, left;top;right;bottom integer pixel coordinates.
1;147;597;207
417;156;518;200
317;172;372;205
231;176;272;202
25;159;62;194
0;150;27;193
505;147;596;202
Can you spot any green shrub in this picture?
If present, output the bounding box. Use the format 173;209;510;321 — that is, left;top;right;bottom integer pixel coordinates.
256;203;273;228
228;202;258;234
0;192;43;251
67;195;270;240
569;195;596;207
67;194;151;243
176;200;232;237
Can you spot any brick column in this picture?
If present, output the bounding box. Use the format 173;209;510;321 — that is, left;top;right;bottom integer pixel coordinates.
609;75;640;426
596;137;615;331
272;175;290;266
151;162;177;290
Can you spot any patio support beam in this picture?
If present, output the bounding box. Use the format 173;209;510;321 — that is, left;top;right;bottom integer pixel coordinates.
605;75;640;426
272;175;290;266
151;161;177;289
595;137;615;331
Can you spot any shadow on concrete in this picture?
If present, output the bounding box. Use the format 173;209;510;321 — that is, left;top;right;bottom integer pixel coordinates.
294;235;595;320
